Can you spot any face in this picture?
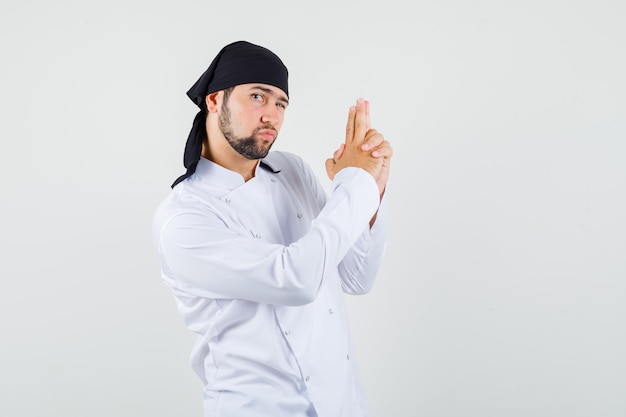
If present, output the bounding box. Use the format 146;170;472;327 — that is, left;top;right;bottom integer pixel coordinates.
218;84;289;160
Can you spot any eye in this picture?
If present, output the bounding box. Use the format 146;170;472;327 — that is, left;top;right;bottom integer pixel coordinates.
251;93;264;102
276;102;287;110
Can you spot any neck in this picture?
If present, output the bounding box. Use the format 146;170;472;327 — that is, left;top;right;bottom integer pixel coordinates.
202;139;259;182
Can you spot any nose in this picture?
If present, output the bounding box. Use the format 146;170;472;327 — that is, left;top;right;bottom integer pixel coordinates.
261;104;280;126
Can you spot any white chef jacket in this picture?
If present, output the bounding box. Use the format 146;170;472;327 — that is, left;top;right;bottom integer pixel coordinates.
152;151;388;417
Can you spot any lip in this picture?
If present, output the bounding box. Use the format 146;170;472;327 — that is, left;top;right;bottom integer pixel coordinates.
258;130;277;140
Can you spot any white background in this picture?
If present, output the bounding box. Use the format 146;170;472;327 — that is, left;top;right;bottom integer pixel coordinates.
1;0;625;416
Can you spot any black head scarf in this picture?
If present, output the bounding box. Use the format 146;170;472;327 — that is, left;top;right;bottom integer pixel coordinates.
171;40;289;188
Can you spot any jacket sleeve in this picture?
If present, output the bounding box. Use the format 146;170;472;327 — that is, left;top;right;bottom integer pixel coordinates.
154;167;380;306
294;154;390;295
338;192;389;295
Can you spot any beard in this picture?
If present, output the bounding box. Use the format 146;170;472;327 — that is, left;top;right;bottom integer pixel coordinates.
218;101;277;160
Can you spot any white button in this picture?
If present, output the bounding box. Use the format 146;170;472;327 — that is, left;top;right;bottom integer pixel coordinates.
224;198;231;203
346;355;350;360
305;376;310;382
255;234;262;239
297;213;303;219
284;330;290;336
270;178;276;182
328;309;334;315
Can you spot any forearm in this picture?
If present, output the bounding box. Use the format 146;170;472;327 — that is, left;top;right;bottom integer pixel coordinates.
157;168;380;306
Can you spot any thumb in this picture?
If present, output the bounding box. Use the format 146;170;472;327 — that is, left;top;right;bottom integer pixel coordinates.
325;157;335;171
334;143;345;160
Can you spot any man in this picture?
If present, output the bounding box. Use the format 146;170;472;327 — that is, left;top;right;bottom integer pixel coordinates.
152;40;393;417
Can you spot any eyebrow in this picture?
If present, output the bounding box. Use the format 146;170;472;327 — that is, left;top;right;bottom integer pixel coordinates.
250;85;289;105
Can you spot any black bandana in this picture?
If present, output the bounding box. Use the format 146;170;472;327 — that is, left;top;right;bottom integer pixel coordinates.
171;41;289;188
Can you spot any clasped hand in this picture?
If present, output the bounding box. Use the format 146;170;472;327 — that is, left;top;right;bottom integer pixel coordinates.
325;98;393;196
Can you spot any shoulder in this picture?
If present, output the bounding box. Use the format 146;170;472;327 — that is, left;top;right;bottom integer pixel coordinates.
152;183;217;230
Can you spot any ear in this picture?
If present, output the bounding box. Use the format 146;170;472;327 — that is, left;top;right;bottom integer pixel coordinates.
205;91;221;113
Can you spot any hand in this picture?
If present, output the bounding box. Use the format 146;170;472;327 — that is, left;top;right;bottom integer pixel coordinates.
325;98;383;181
326;99;393;197
361;131;392;197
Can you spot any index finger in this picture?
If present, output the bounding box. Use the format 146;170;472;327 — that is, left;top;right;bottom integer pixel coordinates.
353;98;368;145
345;104;356;144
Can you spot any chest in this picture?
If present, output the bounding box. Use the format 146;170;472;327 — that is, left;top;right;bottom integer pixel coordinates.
223;174;320;245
